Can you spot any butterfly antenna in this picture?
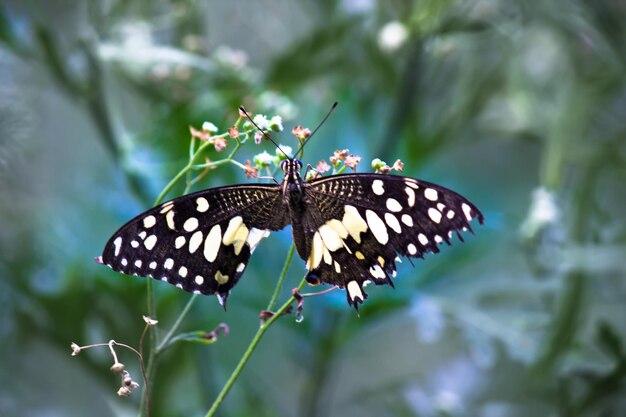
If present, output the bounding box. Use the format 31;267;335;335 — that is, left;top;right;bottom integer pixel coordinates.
295;101;338;158
239;106;290;159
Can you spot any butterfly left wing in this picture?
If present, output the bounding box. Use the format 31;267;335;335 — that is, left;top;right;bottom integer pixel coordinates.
99;184;288;307
302;173;484;309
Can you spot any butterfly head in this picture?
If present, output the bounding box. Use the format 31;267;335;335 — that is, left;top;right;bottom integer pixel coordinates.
280;158;303;175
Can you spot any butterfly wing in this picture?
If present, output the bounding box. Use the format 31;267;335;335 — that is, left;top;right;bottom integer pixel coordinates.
100;184;288;306
303;173;484;308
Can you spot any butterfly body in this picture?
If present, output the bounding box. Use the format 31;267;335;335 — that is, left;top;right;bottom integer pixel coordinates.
100;156;483;309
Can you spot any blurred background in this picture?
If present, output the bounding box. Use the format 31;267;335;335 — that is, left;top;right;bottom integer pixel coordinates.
1;1;626;416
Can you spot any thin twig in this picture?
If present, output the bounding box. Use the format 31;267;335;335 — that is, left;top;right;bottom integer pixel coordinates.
205;277;308;417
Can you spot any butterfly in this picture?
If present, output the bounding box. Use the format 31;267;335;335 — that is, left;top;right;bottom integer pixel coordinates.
98;109;483;310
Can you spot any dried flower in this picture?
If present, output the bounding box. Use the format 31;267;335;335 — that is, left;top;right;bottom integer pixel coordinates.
344;154;362;171
110;362;125;373
70;342;81;356
254;131;264;144
202;121;219;133
189;126;211;141
228;126;240;139
142;316;158;326
292;125;311;140
391;159;404;172
244;160;258;178
334;149;349;161
116;370;140;397
213;137;228;152
316;160;331;173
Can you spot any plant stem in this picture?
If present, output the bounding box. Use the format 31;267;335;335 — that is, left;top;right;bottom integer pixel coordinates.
266;244;295;311
204;277;307;417
157;294;199;352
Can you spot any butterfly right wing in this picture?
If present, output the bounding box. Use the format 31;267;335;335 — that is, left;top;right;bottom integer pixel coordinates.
99;184;288;306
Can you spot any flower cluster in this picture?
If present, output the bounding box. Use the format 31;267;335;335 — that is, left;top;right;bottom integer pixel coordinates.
190;123;228;152
371;158;404;174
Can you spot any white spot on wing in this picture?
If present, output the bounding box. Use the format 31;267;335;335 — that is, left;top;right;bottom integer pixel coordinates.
113;237;122;256
418;233;428;245
347;280;363;301
179;266;188;277
134;260;142;268
164;258;174;269
428;207;442;223
143;215;156;228
318;224;343;251
405;187;416;207
222;216;249;255
366;210;388;244
407;243;417;255
203;224;221;262
447;210;455;219
342;205;369;243
308;232;324;269
149;261;157;269
166;210;175;230
236;263;246;273
405;180;419;189
386;198;403;212
434;235;443;243
195;275;204;285
196;197;209;213
462;203;473;221
121;258;128;266
138;231;147;240
246;228;269;253
372;179;385;195
189;231;203;253
369;265;386;279
401;214;413;227
384;213;401;233
183;217;199;232
160;201;174;214
175;235;186;249
144;235;157;250
424;188;438;201
131;240;139;248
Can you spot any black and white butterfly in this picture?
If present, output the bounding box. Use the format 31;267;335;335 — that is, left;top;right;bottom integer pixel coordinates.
98;157;483;310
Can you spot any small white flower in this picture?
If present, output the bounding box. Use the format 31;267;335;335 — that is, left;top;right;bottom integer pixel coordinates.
142;315;158;325
270;115;284;131
252;114;271;131
202;121;218;133
253;151;275;168
275;144;293;159
378;21;409;52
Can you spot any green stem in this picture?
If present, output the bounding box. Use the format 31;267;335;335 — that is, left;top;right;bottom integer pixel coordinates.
204;277;307;417
266;244;295;311
156;294;199;352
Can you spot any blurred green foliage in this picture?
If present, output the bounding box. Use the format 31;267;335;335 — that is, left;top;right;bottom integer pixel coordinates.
1;1;626;416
